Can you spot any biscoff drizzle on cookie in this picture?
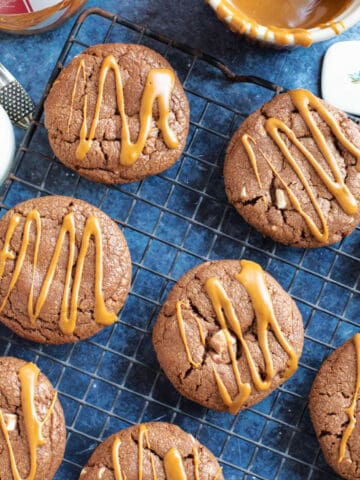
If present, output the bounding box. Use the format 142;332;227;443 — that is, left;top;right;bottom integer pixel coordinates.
176;300;207;369
339;333;360;463
110;424;223;480
241;89;360;243
69;55;179;167
176;260;298;414
0;362;57;480
0;209;117;335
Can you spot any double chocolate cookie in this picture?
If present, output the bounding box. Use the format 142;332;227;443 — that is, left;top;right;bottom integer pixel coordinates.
153;259;303;414
45;43;190;184
0;195;131;344
224;89;360;248
309;334;360;480
0;356;66;480
80;422;223;479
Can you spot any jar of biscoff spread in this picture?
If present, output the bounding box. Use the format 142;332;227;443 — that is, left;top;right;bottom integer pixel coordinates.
0;0;87;34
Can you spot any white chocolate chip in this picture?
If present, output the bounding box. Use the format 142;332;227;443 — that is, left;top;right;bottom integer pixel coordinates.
209;330;236;363
98;467;106;479
271;225;278;231
80;469;87;477
240;185;248;200
275;189;287;209
4;413;17;432
209;330;233;354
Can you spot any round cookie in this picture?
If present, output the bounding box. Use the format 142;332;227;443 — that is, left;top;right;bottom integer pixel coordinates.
44;43;189;184
309;334;360;480
224;89;360;248
152;259;303;414
0;356;66;480
80;422;223;479
0;195;131;344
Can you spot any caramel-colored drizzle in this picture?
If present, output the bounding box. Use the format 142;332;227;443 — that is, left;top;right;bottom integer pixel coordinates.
176;300;206;369
70;54;179;167
163;446;203;480
0;362;57;480
214;467;223;480
192;446;200;480
138;424;157;480
0;209;117;335
112;424;207;479
164;448;188;480
339;333;360;463
242;133;262;189
320;20;346;35
241;89;360;243
176;260;298;414
68;58;85;131
112;437;126;480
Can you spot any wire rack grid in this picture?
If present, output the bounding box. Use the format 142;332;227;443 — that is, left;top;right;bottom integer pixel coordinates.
0;7;359;480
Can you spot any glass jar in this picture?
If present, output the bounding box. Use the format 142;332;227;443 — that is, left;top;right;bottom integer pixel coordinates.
0;0;87;35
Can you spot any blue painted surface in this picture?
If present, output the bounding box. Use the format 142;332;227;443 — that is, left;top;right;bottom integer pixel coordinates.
0;3;360;480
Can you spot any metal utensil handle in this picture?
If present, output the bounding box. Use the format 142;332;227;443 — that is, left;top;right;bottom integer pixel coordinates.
0;63;34;129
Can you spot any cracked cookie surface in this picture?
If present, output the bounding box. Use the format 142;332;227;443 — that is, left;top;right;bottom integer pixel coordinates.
79;422;223;480
0;195;131;344
224;90;360;248
0;356;65;480
44;43;189;184
152;260;304;413
309;336;360;480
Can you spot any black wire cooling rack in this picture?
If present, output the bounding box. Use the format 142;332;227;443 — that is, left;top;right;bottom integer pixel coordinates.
0;7;359;480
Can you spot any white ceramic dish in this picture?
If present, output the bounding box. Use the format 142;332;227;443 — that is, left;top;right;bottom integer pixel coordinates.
206;0;360;48
322;41;360;116
0;105;15;184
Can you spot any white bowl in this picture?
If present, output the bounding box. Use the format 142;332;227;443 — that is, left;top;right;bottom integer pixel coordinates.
206;0;360;48
0;105;15;184
322;40;360;116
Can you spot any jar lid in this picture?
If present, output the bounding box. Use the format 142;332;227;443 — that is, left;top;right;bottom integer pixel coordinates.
0;105;15;185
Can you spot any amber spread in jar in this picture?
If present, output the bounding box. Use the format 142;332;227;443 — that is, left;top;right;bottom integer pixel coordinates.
227;0;351;28
0;0;87;34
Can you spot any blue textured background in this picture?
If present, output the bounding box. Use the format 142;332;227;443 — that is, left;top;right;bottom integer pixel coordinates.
0;3;360;480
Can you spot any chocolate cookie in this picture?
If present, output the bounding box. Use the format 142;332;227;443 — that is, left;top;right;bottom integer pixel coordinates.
152;259;303;414
309;334;360;480
80;422;223;479
224;89;360;248
44;43;189;184
0;356;65;480
0;195;131;344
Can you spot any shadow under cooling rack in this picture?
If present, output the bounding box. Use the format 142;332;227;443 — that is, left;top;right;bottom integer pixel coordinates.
0;7;359;480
